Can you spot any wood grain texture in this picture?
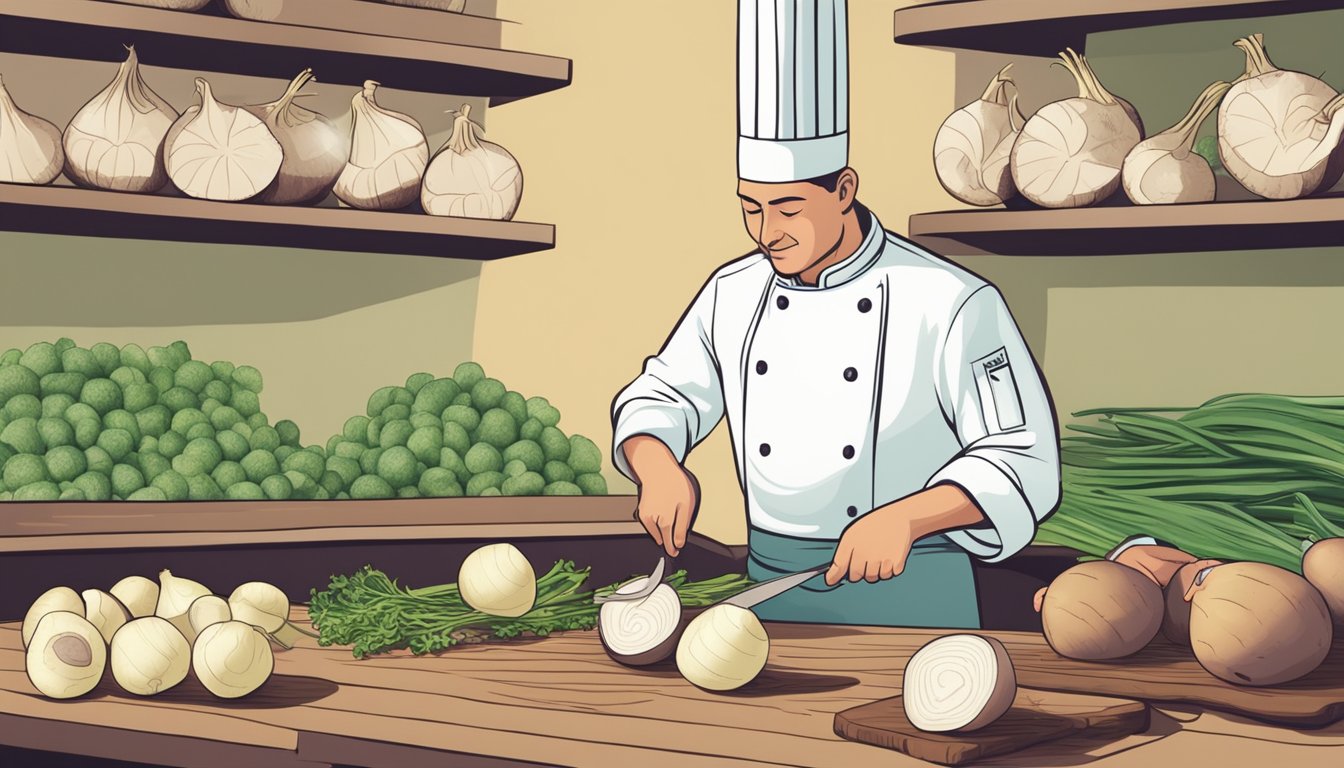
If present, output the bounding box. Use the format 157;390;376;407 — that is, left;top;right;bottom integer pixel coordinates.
834;688;1149;766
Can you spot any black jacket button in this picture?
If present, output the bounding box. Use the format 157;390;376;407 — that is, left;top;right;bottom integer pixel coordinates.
759;443;771;457
756;360;768;375
846;505;858;517
776;295;789;310
858;298;872;313
843;367;858;382
842;445;855;459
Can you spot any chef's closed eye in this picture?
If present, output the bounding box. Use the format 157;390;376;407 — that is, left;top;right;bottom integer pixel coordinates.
779;209;802;218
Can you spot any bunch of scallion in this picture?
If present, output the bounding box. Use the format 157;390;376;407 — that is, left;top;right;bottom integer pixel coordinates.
309;560;752;658
1036;393;1344;571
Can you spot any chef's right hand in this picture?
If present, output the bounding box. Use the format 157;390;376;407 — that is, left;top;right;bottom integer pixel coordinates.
623;436;700;557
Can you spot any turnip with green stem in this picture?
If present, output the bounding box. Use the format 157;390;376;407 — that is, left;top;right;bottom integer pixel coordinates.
1123;81;1231;205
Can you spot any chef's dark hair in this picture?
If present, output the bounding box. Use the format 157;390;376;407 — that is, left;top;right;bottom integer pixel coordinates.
805;169;845;192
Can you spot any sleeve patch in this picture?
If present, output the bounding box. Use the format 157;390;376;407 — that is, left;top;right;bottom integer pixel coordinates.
971;347;1025;432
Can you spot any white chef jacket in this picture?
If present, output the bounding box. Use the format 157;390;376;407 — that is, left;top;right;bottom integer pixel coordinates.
611;210;1061;563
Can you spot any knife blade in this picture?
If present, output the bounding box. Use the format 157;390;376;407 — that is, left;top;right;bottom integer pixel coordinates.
721;565;828;609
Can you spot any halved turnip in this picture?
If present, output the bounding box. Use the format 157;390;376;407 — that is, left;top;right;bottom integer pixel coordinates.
1040;561;1162;660
903;634;1016;733
597;575;688;666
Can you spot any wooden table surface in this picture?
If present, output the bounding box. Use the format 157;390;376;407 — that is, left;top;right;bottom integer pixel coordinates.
3;609;1343;768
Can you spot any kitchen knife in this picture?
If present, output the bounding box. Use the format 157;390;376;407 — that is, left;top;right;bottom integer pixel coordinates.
720;565;828;609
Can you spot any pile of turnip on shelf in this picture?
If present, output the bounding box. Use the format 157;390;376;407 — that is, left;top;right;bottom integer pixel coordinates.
934;33;1344;208
23;570;308;700
0;46;522;219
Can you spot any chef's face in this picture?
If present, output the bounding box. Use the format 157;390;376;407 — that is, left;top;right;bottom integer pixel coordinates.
737;168;859;278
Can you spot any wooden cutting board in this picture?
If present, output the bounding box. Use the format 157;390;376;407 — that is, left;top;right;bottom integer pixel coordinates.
834;688;1150;766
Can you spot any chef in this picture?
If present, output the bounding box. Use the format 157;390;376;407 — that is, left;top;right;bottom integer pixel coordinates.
610;0;1061;628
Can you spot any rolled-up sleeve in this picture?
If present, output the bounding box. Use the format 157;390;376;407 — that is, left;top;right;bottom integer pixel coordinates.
610;278;726;481
927;285;1061;562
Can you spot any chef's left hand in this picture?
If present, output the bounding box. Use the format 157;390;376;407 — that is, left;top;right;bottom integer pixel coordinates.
825;505;915;586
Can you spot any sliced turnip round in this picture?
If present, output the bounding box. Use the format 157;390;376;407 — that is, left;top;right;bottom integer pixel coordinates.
598;576;684;666
903;634;1017;733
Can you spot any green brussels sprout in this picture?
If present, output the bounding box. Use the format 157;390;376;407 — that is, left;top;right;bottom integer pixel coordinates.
151;470;189;501
139;435;158;454
127;486;167;501
173;361;213;394
499;391;528;425
305;443;326;461
464;443;503;475
282;449;325;483
209;405;243;431
364;415;385;447
231;365;263;394
502;471;546;496
526;396;562;427
200;398;221;416
406;426;443;466
477;409;518;450
226;481;265;500
542;460;575;485
405;372;434;394
4;454;48;487
0;491;10;501
121;451;142;474
325;433;342;456
334;441;365;460
366;386;413;417
442;422;471;456
412;378;460;416
111;464;146;497
54;338;76;354
135;405;171;438
170;408;207;435
320;470;345;497
575;473;608;495
147;366;174;394
109;366;145;389
503;459;528;478
0;442;10;466
376;446;418;489
95;428;134;461
519;417;543;442
72;471;112;501
439;447;470;484
503;440;545;472
261;473;293;500
380;404;411;423
1;417;43;454
275;419;301;447
466;471;505;497
335;491;350;500
240;449;280;484
16;481;61;500
230;389;260;418
184;422;215;442
59;347;98;378
45;445;87;482
356;446;382;476
91;343;120;376
6;394;41;421
543;481;583;496
59;486;88;501
470;378;506;412
41;393;74;419
479;487;503;497
81;419;109;452
397;486;421;498
210;360;235;381
343;415;370;443
246;412;268;430
538;427;570;463
409;412;441;431
180;438;223;475
0;365;40;402
0;348;18;366
211;461;246;490
377;419;413;450
171;452;203;478
171;340;194;365
39;372;86;399
120;344;152;374
229;421;252;441
249;425;281;452
122;382;159;414
139;452;171;482
64;402;98;424
103;410;141;444
451;392;473;407
453;362;485;391
417;467;462;497
568;435;603;474
19;343;61;377
350;474;394;499
443;405;481;433
159;386;198;413
187;474;224;501
202;379;231;403
217;430;249;462
81;378;123;415
84;446;114;476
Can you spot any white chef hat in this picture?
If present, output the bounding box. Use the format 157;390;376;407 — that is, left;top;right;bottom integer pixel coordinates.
738;0;849;183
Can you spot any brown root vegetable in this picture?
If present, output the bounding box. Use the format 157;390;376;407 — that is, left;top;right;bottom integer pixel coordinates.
1188;562;1332;686
1302;538;1344;626
1123;81;1230;205
1040;561;1162;660
1161;559;1221;645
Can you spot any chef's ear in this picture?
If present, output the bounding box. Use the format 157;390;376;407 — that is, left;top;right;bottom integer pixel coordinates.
836;167;859;212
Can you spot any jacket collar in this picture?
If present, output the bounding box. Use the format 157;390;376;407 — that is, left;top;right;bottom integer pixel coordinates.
778;208;884;290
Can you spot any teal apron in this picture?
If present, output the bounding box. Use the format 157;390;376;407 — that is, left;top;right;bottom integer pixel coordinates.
746;526;981;628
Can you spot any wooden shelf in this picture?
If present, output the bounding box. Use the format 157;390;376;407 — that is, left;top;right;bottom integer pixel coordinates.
0;185;555;260
907;196;1344;256
0;0;571;104
892;0;1333;55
